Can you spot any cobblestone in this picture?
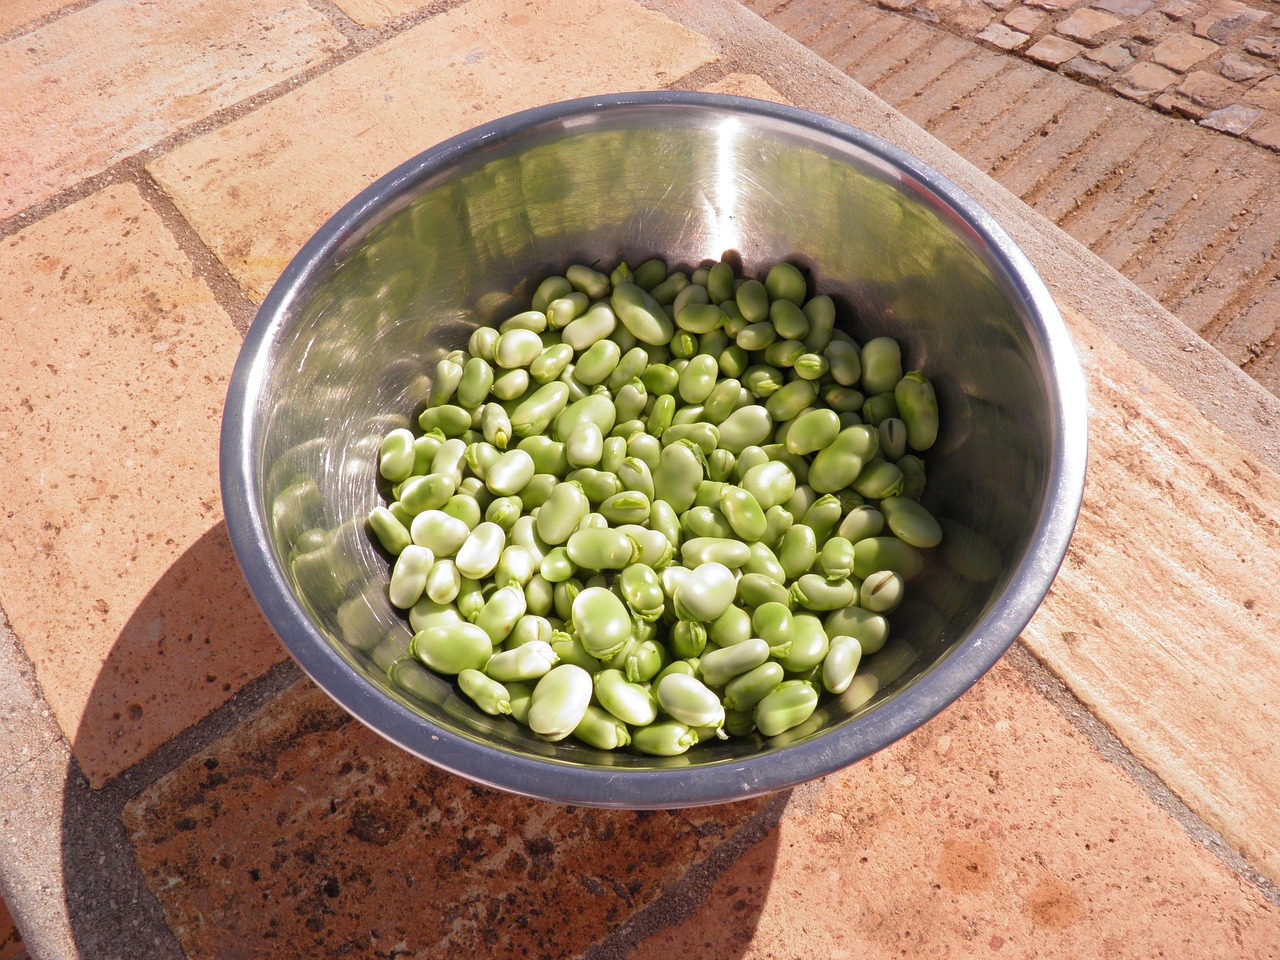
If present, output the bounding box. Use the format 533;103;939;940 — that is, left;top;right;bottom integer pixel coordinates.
1057;8;1124;44
1152;32;1221;69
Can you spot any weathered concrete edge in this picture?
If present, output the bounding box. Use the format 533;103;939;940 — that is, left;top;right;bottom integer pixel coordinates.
653;0;1280;477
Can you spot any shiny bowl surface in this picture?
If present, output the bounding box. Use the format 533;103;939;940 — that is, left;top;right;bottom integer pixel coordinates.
221;92;1088;808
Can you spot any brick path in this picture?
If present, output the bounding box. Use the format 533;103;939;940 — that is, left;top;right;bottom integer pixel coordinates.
748;0;1280;396
3;1;1280;957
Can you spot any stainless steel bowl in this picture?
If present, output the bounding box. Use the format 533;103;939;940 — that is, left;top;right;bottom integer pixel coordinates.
221;92;1087;808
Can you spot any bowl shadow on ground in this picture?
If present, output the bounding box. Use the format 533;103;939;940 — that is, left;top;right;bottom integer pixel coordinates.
58;523;786;959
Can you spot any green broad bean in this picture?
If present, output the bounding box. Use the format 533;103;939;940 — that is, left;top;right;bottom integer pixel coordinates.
861;391;899;427
572;704;631;750
605;346;648;395
368;505;411;555
550;632;598;672
723;709;756;737
494;328;544;369
639;362;680;396
429;358;464;406
801;295;836;353
683;505;734;540
678;354;719;404
474;583;527;644
631;720;697;756
792;353;828;381
458;669;512;716
411;621;492;675
552;578;582;622
736;278;770;323
675;302;724;335
560;301;614;350
612;281;674;345
736;321;776;352
880;496;943;548
389;544;433;609
763;505;794;548
425;557;462;603
897;454;927;500
629;258;665;290
517;436;568;476
618;563;665;621
765;378;818;423
716;404;774;454
528;664;594;741
853;536;924;581
673;561;737;621
594;668;658;726
556;393;617;442
860;569;904;613
754;680;819;737
673;281;711;317
485;449;536;496
737;572;792;609
719;345;749;378
823;385;865;413
724;661;785;713
852;459;905;500
484;640;558;682
824;339;861;386
764;339;806;368
492;368;529;402
455;521;506;580
791;573;857;612
468;326;499;362
770;297;809;340
702;378;743;425
700;637;771;687
818;536;856;580
778;524;819;580
511;381;571;437
823;606;889;655
765;262;808;305
751;601;793;651
616;457;655;500
661;422;719;456
707;261;735;303
523;574;555;616
505;681;534;725
895;371;939;451
807;424;879;494
519;474;557;511
417;404;471;437
456;356;495;409
877;417;908;461
710;605;753;647
532;275;573;313
821;636;863;694
530;342;574;383
860;336;903;395
648;499;682;548
565;421;605;469
566;264;610;300
464;441;500;481
670;619;708;659
680;537;751;569
408;596;462;633
484;494;522;532
743;541;786;583
600;435;628;474
694;480;729;508
378;428;416;483
720;485;767;542
507;613;552;648
600;490;651;525
656;674;725;731
567;467;623;505
565;527;638;570
652;440;703;513
412;434;443;475
623;638;666;683
614;380;649;423
777;614;829;672
743;364;784;398
706;448;736;483
801;494;843;544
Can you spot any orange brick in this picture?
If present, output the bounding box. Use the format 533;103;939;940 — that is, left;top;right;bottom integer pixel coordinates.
633;660;1280;960
123;681;773;960
0;0;345;217
329;0;432;27
0;0;76;34
0;184;285;787
146;0;718;303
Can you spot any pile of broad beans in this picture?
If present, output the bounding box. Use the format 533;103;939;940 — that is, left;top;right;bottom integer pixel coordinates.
366;257;941;755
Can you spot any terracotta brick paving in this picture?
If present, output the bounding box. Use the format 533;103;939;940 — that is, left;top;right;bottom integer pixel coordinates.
2;0;1280;956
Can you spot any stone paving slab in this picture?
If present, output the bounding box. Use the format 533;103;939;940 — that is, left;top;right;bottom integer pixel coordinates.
0;183;286;787
632;657;1280;959
0;0;76;35
146;0;718;303
0;0;347;218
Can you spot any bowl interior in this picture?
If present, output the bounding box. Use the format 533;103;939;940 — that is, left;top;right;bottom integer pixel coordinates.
224;93;1085;807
